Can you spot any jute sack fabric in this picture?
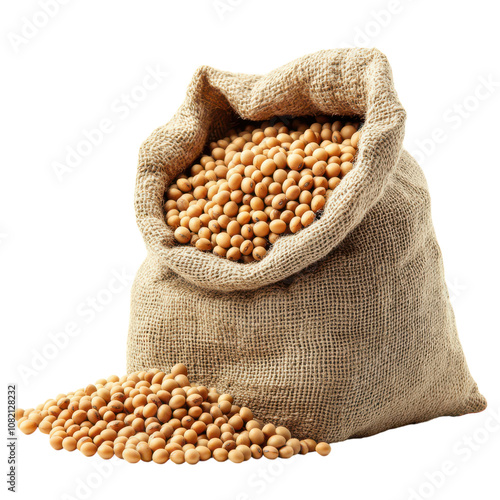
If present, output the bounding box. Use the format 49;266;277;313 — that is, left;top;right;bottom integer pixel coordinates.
127;48;486;442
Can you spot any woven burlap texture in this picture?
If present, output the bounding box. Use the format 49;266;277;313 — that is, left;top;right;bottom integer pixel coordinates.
127;48;486;442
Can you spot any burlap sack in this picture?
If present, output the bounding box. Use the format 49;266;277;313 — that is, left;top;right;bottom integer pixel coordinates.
127;48;486;442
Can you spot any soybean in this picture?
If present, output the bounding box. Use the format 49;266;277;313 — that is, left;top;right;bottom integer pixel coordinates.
17;363;334;465
164;117;360;262
315;442;332;456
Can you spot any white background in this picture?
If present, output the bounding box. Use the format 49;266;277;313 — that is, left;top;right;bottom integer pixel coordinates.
1;1;499;499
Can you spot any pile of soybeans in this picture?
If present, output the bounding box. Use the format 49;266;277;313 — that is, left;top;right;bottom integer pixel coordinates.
165;117;360;262
15;364;331;464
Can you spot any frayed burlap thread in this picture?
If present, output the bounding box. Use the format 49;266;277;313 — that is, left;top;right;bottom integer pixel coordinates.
127;48;486;442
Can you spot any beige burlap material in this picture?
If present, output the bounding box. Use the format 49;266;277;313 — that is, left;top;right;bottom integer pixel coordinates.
127;49;486;442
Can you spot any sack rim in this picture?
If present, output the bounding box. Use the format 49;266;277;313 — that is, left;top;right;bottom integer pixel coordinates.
135;48;406;291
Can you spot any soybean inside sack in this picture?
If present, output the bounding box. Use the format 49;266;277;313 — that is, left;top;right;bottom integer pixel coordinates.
127;48;486;442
